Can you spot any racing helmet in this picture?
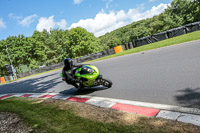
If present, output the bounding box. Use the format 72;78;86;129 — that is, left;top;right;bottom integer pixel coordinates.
64;58;73;70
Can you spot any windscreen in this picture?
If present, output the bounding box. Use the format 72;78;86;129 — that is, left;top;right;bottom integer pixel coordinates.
80;66;93;75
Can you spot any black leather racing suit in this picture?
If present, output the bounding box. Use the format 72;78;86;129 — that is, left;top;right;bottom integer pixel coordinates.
62;64;83;88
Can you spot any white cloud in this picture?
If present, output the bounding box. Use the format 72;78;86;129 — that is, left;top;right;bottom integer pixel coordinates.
128;3;168;22
74;0;83;4
0;18;6;29
69;3;169;37
104;0;113;9
18;14;38;27
8;13;37;27
8;13;22;20
36;16;67;32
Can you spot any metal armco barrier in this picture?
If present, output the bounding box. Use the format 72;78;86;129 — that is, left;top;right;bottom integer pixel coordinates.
125;43;129;50
151;31;168;42
128;42;134;49
101;50;108;57
136;36;152;47
167;26;186;38
185;21;200;33
135;21;200;47
16;62;63;78
107;48;115;55
4;76;9;82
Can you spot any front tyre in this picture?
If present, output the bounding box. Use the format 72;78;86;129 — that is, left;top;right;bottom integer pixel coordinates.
102;78;112;88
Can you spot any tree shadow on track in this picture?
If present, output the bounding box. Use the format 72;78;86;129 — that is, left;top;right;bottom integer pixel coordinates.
0;73;62;94
175;87;200;108
60;86;109;96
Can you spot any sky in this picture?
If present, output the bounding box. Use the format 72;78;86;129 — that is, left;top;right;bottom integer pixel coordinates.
0;0;172;40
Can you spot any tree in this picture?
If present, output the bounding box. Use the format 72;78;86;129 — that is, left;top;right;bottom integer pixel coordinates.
30;31;48;68
69;27;102;58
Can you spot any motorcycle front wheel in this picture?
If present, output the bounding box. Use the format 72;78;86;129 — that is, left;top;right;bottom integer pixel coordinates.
101;78;112;88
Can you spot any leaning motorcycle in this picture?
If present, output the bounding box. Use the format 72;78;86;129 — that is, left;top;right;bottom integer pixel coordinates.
61;65;112;89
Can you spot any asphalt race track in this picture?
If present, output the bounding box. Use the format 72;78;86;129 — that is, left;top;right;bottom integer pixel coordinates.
1;40;200;109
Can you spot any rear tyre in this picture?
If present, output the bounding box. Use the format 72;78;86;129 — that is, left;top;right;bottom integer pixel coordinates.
102;78;112;88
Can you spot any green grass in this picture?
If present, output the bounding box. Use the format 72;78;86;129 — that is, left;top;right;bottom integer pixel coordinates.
86;30;200;63
1;97;199;133
0;97;167;133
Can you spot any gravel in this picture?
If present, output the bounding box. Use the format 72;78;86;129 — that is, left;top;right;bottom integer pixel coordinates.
0;112;31;133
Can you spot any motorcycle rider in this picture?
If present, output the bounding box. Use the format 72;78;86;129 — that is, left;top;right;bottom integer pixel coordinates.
62;58;83;89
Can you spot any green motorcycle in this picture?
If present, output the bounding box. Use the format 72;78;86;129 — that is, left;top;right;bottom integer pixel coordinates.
61;65;112;89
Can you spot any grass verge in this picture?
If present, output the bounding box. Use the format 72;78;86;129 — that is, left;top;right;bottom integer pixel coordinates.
0;97;199;133
87;30;200;63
